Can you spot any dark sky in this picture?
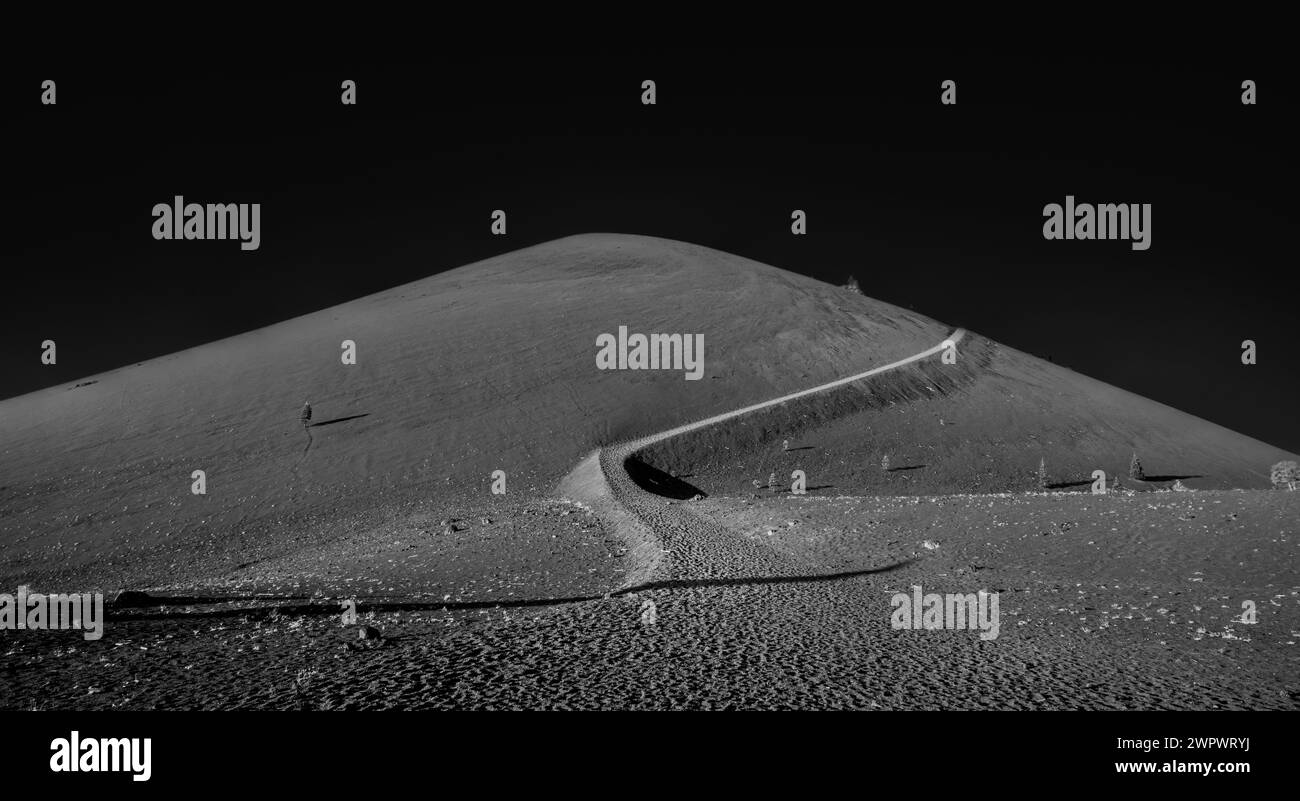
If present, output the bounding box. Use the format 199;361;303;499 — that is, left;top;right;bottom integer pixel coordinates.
9;47;1297;452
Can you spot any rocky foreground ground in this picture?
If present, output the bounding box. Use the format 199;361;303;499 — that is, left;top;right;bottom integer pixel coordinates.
2;488;1295;710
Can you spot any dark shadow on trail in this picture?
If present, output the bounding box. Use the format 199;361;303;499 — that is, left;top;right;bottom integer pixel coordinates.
310;413;371;428
806;485;836;491
107;596;597;622
1140;474;1205;482
107;559;919;622
1047;479;1093;489
887;465;926;472
110;593;314;609
784;446;816;452
625;456;706;500
615;557;918;593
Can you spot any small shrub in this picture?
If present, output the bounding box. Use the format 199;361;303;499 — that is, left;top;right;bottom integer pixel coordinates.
1271;460;1298;490
1037;457;1048;489
881;454;890;472
843;276;863;295
1129;452;1144;480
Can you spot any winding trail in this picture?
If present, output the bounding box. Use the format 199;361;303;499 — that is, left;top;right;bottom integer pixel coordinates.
559;329;966;589
24;327;1287;710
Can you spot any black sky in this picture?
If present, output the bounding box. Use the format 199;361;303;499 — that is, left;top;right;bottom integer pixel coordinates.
8;47;1297;451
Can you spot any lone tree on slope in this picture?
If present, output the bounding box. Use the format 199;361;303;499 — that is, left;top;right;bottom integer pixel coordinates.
301;402;313;426
843;275;863;295
1037;457;1049;489
1129;452;1145;481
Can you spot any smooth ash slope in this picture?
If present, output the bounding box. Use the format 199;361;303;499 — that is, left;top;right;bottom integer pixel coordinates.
0;234;947;591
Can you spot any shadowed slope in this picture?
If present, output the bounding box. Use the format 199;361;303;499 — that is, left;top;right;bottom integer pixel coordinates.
639;331;1297;496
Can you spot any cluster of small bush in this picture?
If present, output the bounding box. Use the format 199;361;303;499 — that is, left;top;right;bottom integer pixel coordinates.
1031;454;1298;491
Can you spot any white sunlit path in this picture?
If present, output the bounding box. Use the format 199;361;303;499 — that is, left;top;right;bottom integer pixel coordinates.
628;328;966;448
525;324;1292;710
559;329;967;589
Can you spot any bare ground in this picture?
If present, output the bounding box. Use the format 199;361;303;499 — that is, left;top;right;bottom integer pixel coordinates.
3;488;1294;710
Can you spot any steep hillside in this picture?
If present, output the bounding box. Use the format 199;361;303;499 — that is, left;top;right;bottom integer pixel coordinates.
0;234;946;590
